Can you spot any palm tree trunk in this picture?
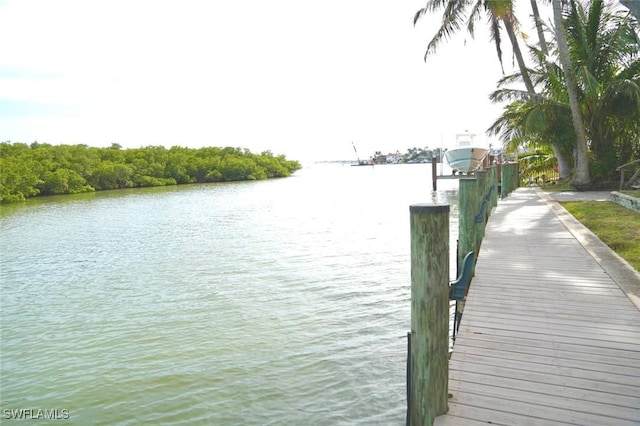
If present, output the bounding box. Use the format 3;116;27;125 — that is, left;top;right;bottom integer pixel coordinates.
551;144;572;180
502;15;536;95
553;0;590;186
503;10;571;179
530;0;550;58
530;0;572;179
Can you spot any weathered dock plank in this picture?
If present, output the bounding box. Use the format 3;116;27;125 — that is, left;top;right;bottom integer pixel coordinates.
453;333;640;363
435;187;640;426
446;392;640;425
449;383;640;422
450;352;640;387
464;310;640;332
449;370;640;408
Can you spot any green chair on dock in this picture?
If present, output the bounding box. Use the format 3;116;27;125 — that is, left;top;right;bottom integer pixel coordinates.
450;251;475;341
475;199;488;224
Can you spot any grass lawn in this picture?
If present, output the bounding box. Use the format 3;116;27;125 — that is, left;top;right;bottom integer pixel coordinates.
620;189;640;198
561;201;640;272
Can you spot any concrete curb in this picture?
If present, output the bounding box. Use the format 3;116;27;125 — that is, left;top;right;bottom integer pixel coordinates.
611;191;640;213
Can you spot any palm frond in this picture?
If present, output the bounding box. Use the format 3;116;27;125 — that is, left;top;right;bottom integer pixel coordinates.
487;13;504;71
617;58;640;81
517;151;559;183
600;78;640;118
490;88;530;103
413;8;427;26
422;1;473;59
577;65;601;99
466;0;484;37
495;72;528;88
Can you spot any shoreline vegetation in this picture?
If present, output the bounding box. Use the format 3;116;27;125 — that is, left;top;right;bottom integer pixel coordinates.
0;142;301;204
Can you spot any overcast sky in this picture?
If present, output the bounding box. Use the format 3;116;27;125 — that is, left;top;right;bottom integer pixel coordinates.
0;0;534;162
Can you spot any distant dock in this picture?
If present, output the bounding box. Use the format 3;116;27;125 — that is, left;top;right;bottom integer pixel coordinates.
435;174;471;180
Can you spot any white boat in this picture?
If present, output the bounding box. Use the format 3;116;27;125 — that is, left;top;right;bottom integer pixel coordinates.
444;133;489;174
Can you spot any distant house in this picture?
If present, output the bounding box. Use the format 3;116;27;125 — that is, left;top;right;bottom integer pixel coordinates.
386;152;403;164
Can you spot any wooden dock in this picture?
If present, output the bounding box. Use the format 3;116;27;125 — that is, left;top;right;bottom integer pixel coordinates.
436;187;640;426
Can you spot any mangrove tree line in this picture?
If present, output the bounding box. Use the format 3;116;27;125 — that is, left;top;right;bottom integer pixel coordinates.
0;142;301;203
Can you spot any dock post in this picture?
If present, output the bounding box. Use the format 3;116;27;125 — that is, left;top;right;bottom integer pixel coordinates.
497;161;503;197
502;162;520;197
501;163;510;199
409;204;450;425
489;166;498;210
458;178;478;269
477;169;489;199
504;162;519;196
474;170;488;251
477;170;489;218
510;163;516;195
432;156;437;191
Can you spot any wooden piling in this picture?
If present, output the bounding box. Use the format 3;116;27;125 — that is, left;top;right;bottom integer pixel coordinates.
497;161;503;197
501;163;511;199
431;156;437;191
458;178;478;270
473;171;488;251
477;170;489;215
501;162;519;198
476;170;488;200
409;204;449;425
508;163;516;196
490;166;498;209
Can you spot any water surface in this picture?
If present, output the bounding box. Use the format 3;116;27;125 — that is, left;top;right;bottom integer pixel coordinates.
1;163;459;425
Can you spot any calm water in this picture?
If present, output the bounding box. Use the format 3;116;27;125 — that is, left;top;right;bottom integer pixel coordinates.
0;162;459;425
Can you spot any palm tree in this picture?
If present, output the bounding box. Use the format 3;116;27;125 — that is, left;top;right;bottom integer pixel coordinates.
414;0;576;178
553;0;591;186
530;0;550;58
488;73;576;179
490;0;640;185
529;1;580;179
565;0;640;181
